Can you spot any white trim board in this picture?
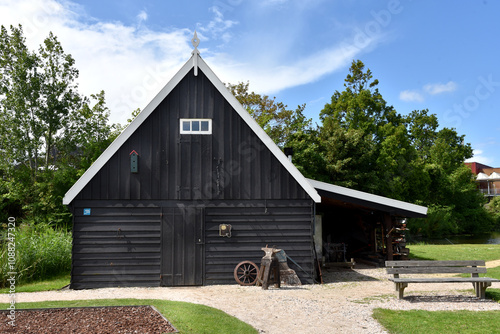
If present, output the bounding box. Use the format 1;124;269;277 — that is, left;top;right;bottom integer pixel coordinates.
307;178;428;217
63;54;321;204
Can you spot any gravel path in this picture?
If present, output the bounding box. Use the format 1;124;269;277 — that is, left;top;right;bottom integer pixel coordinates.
3;266;500;333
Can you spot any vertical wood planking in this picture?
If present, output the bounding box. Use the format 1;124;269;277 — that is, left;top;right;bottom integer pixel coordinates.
71;69;309;202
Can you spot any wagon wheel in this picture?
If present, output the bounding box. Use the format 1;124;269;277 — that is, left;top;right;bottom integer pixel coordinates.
234;261;260;286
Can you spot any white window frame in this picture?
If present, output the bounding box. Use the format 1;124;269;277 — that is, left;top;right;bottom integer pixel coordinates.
180;118;212;134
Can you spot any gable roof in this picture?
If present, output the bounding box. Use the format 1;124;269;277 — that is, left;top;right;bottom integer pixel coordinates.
307;178;428;218
63;53;322;205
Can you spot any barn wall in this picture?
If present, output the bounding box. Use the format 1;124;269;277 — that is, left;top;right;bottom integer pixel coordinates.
204;200;315;285
71;205;162;289
76;68;308;202
70;200;314;288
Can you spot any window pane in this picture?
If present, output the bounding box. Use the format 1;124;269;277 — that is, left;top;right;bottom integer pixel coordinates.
182;121;190;131
201;121;209;131
192;121;200;131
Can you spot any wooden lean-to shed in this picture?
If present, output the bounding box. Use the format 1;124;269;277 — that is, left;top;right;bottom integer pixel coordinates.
63;36;322;289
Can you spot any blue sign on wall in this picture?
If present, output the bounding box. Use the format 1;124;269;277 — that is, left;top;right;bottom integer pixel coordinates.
83;208;91;216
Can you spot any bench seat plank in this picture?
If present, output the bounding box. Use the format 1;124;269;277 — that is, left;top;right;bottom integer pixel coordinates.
389;277;499;284
386;260;485;267
386;267;487;274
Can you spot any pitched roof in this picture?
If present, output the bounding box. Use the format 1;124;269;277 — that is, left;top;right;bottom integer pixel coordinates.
489;172;500;181
307;178;428;218
63;53;322;205
477;172;490;181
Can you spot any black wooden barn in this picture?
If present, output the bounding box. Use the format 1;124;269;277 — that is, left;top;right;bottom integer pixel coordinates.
63;42;427;289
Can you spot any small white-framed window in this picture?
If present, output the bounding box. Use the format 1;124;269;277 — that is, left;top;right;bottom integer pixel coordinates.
180;119;212;134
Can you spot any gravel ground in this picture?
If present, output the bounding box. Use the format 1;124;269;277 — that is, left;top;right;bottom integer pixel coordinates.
2;266;500;334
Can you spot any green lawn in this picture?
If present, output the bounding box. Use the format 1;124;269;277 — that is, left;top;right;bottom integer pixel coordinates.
409;244;500;262
485;266;500;280
0;299;258;334
373;308;500;334
0;274;70;294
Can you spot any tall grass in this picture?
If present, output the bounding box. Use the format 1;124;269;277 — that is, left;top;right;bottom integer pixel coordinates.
1;223;71;287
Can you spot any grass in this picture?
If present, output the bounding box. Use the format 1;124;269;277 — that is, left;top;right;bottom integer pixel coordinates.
0;223;71;287
409;244;500;262
373;308;500;334
484;266;500;280
0;298;258;334
0;273;70;294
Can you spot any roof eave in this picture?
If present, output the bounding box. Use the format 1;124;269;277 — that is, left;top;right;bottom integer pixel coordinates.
308;178;428;217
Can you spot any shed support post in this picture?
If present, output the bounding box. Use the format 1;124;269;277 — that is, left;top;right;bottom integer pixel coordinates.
383;214;393;261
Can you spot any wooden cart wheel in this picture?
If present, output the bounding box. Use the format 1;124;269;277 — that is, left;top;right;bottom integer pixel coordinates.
234;261;260;286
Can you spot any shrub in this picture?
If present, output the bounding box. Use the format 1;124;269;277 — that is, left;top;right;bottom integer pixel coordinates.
486;197;500;228
408;205;457;238
1;223;72;287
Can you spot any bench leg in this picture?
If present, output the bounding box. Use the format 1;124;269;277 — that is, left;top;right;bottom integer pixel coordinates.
396;282;408;299
476;282;491;299
473;282;491;299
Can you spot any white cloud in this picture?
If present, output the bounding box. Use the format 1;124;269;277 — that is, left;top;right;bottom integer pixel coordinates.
205;38;375;94
424;81;457;95
137;10;148;23
399;90;424;102
0;0;192;125
465;149;494;166
197;6;238;44
400;81;457;103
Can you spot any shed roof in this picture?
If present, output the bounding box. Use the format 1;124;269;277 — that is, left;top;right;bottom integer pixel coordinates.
307;178;428;218
63;52;321;205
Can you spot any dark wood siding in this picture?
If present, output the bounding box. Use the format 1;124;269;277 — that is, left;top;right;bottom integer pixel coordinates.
71;205;161;289
204;200;314;285
70;200;314;287
75;68;309;202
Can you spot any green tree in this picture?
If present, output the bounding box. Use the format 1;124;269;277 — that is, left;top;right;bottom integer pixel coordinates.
0;25;42;183
227;81;311;148
486;197;500;227
320;118;377;191
38;32;80;169
64;91;118;172
319;60;401;194
0;25;117;227
315;59;489;236
320;60;400;141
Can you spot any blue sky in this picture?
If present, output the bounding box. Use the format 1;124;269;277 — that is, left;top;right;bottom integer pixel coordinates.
1;0;499;166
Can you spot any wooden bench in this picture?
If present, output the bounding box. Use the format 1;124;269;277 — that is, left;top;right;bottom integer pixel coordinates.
385;260;499;299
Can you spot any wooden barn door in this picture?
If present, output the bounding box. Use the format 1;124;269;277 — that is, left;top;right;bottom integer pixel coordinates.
161;207;204;286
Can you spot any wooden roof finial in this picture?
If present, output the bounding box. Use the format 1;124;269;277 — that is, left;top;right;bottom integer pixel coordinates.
191;31;200;54
191;31;200;76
